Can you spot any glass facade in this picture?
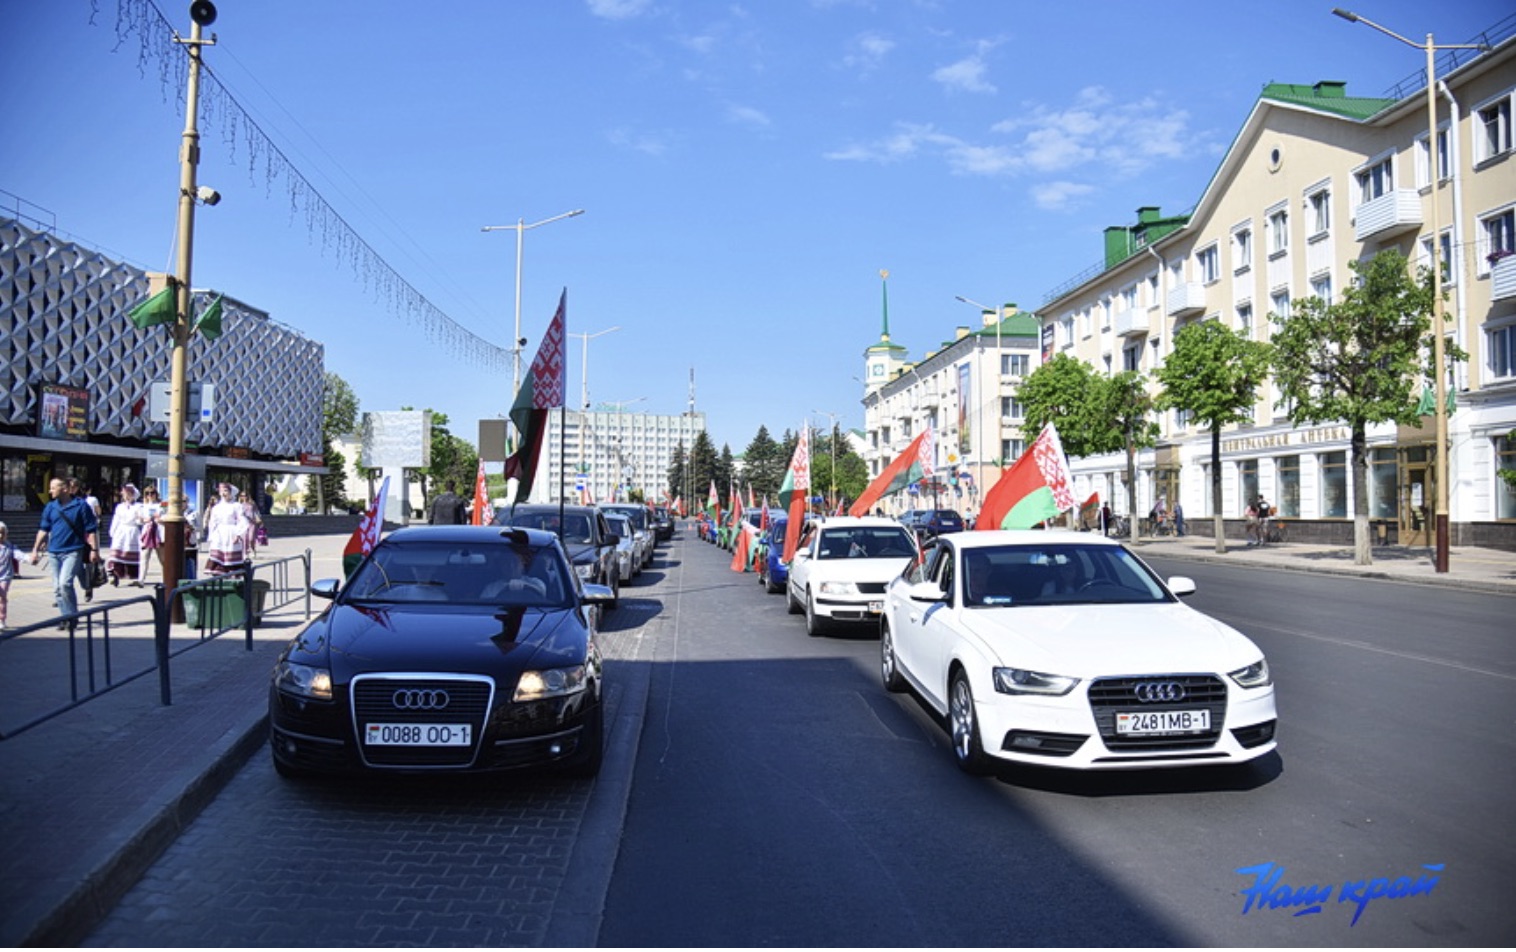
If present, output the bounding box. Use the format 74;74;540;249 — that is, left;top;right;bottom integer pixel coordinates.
1321;451;1347;518
1237;459;1258;515
1370;448;1397;519
1277;455;1300;517
1498;436;1516;520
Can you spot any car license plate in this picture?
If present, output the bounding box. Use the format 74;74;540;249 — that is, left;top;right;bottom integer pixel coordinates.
868;601;883;614
365;722;473;746
1115;710;1210;735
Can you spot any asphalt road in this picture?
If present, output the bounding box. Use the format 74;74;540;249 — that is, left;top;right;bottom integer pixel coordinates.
81;536;1516;946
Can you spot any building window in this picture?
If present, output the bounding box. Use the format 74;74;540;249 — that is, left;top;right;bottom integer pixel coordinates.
1419;231;1455;286
1356;156;1394;203
1002;353;1029;377
1277;455;1300;517
1061;316;1074;347
1308;187;1331;237
1001;438;1024;462
1369;448;1397;520
1321;450;1347;518
1310;273;1333;304
1122;343;1141;372
1416;127;1451;186
1000;396;1024;419
1489;323;1516;381
1479;207;1515;275
1197;245;1219;284
1232;225;1252;274
1238;459;1258;515
1237;302;1254;339
1476;93;1513;163
1497;435;1516;520
1267;207;1289;257
1174;407;1191;431
1270;290;1291;323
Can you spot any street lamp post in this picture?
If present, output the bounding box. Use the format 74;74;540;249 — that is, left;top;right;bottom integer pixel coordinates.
1333;9;1489;574
482;209;584;393
812;409;840;512
956;295;1003;513
570;326;618;502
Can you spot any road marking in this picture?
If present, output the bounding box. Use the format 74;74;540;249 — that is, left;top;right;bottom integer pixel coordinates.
1247;620;1516;682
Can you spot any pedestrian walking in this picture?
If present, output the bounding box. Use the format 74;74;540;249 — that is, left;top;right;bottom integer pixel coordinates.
203;482;250;575
138;485;164;583
1173;502;1185;537
429;480;468;525
239;489;265;558
106;483;146;586
29;477;100;625
0;520;16;630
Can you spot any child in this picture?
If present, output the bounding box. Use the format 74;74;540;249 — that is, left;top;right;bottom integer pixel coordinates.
0;521;15;630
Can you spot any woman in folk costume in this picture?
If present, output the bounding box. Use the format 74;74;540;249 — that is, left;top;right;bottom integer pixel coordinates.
203;482;251;575
106;484;146;586
137;485;165;582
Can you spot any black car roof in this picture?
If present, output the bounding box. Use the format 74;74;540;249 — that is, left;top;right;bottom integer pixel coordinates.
382;524;559;547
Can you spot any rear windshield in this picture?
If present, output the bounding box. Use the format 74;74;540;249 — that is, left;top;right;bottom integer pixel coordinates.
815;526;917;560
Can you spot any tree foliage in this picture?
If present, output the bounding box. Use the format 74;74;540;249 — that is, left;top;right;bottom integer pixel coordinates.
304;371;360;512
741;425;786;498
1017;353;1105;458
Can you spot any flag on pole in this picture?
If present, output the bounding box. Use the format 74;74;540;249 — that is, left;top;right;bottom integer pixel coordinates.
193;294;224;341
1078;491;1101;531
706;480;719;517
672;495;683;517
342;475;391;577
778;426;811;561
502;290;567;502
128;285;176;330
471;460;494;526
976;423;1077;530
848;428;933;516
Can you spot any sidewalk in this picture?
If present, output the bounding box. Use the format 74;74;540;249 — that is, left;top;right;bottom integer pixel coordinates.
0;528;1511;946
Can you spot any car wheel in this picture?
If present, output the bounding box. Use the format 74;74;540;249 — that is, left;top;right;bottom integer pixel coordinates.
949;669;991;775
764;567;781;595
560;696;604;779
786;580;802;614
881;622;906;693
805;590;825;637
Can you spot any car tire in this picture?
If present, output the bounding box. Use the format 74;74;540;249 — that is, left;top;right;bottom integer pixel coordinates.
560;696;604;779
949;669;991;775
805;591;825;637
764;568;781;595
786;580;802;614
881;622;906;693
271;750;308;780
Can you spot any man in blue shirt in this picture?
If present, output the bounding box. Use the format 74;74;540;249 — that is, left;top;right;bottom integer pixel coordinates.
29;477;99;625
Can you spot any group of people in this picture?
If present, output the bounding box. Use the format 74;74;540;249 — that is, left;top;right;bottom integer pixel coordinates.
12;477;270;630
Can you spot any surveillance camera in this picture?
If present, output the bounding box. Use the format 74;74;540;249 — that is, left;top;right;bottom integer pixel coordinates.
196;186;221;206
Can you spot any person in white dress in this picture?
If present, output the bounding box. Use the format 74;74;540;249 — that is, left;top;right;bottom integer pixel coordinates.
203;482;251;575
106;484;145;586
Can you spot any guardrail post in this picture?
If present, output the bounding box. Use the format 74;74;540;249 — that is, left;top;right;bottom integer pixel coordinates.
155;581;173;706
242;566;256;649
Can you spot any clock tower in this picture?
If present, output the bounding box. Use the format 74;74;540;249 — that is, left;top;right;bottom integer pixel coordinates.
862;269;907;394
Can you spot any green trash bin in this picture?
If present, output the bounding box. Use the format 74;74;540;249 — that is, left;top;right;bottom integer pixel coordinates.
183;579;271;627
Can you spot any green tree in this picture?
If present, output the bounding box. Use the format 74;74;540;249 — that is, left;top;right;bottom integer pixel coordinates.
1270;250;1443;565
741;425;785;498
304;371;360;513
1094;371;1161;538
402;408;479;515
666;440;689;504
689;430;720;511
1017;353;1105;457
1155;319;1272;553
1501;429;1516;493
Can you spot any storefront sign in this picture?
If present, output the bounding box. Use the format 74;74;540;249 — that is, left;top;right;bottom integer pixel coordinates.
36;383;89;441
1222;426;1349;455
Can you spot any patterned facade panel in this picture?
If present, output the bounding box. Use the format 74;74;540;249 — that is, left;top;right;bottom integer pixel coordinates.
1;217;322;458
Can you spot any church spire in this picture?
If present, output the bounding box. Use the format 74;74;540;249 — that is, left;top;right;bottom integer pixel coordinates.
879;268;891;341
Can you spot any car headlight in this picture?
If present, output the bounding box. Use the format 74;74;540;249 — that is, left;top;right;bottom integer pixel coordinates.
514;665;588;701
1229;658;1272;689
818;580;860;596
992;668;1079;696
273;660;333;701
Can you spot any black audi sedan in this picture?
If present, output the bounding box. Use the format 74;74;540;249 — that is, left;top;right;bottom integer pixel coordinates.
268;525;611;779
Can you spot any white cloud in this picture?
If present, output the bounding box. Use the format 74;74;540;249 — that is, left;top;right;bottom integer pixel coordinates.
1030;181;1095;211
585;0;653;20
842;32;895;73
726;103;772;129
608;127;672;156
931;55;995;94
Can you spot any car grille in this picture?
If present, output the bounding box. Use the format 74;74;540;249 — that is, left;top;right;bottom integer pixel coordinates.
856;582;888;595
350;674;495;768
1087;674;1227;751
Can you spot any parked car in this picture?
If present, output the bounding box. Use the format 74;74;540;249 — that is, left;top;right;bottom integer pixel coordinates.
599;503;654;571
756;514;790;594
881;531;1277;773
268;525;612;779
651;506;675;542
603;512;639;582
494;504;620;609
785;516;919;636
899;508;966;537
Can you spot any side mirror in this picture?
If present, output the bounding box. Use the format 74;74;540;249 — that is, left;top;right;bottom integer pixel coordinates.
1167;576;1197;598
311;578;340;600
906;579;945;603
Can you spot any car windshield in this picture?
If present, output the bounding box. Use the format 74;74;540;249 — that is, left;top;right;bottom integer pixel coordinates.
500;511;595;544
344;540;575;608
960;543;1171;607
816;526;917;560
605;507;647;530
606;515;634;545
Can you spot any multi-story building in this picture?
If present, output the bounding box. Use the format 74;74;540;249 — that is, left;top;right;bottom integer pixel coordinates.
1039;27;1516;547
530;406;705;505
859;302;1043;517
1;213;324;532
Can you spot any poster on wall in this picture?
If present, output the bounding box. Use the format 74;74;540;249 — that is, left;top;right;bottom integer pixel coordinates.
37;383;89;441
956;362;972;457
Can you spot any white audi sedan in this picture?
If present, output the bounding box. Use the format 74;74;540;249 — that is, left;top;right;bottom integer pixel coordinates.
786;516;920;636
881;531;1277;773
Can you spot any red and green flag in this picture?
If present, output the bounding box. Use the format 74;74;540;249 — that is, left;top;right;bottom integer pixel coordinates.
778;425;811;561
976;423;1076;530
342;475;390;577
502;290;567;502
471;459;494;526
848;426;934;517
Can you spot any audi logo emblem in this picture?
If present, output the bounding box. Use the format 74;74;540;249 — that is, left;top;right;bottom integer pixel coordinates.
1134;681;1185;704
392;689;450;711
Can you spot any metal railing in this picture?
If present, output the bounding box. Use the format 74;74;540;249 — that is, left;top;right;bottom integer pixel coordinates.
0;550;311;739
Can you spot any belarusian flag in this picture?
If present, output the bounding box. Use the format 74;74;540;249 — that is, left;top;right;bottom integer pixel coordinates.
342;475;390;577
778;425;810;561
976;423;1076;530
848;427;934;516
502;290;567;502
706;480;719;517
672;495;683;517
471;459;494;526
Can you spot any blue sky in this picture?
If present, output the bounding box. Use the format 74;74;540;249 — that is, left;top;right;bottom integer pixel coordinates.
1;0;1503;455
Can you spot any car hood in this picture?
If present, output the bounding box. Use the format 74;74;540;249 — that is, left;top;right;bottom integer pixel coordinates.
955;602;1261;676
286;603;586;678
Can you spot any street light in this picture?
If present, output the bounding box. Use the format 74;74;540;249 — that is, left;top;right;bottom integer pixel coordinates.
482;209;585;392
570;326;620;411
956;295;1004;510
812;409;840;511
1333;9;1489;574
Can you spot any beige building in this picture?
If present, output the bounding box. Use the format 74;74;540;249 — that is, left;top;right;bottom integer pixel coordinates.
1038;31;1516;546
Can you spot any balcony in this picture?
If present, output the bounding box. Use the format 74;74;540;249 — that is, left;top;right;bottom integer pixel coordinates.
1492;254;1516;302
1166;282;1206;318
1111;306;1150;338
1353;189;1422;242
